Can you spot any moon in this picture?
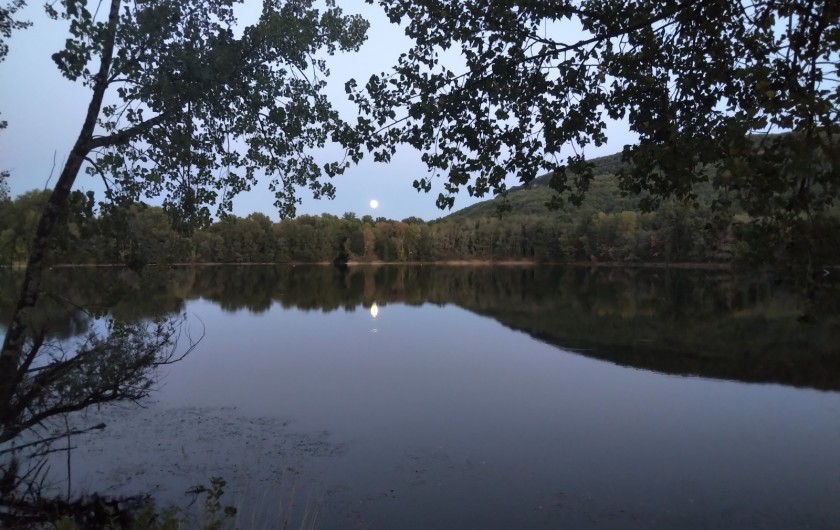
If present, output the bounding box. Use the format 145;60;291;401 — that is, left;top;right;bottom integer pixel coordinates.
369;199;379;209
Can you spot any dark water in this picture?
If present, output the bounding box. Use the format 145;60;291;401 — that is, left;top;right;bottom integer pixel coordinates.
3;265;840;528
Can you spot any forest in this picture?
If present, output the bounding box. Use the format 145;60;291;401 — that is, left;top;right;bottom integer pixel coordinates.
3;157;839;268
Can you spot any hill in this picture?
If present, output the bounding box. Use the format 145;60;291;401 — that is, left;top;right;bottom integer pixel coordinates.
445;150;671;221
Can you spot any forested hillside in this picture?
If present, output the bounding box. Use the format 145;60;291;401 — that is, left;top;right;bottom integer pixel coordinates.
2;151;839;266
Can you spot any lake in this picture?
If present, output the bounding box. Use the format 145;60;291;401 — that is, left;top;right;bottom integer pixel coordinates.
2;265;840;529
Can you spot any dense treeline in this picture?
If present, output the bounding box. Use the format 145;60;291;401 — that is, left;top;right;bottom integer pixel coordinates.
2;176;839;266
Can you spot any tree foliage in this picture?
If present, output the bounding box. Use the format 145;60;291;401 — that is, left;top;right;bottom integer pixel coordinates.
0;0;369;514
53;0;369;221
0;0;28;61
0;0;30;135
354;0;840;230
2;0;368;414
13;177;840;267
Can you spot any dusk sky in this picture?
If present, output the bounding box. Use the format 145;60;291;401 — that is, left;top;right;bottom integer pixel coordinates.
0;1;634;221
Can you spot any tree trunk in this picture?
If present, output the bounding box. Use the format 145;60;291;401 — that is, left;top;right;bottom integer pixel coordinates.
0;0;122;435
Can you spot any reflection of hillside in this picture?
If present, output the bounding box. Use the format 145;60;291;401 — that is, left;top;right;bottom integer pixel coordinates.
435;268;840;391
467;291;840;392
2;265;838;391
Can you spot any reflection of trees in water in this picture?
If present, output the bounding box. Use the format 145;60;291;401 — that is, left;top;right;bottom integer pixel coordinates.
1;268;188;337
3;265;838;390
0;305;199;524
1;275;92;340
459;267;840;391
1;265;835;524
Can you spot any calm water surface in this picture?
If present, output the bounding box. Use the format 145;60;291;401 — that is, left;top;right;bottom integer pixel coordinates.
3;265;840;529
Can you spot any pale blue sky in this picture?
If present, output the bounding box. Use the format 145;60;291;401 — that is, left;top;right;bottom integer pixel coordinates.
0;1;632;221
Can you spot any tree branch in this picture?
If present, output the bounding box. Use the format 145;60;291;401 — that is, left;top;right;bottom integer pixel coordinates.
85;114;166;151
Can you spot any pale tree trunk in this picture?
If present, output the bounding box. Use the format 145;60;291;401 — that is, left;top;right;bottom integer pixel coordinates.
0;0;122;434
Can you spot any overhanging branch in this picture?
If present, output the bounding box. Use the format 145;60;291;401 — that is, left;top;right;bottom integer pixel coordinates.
85;114;166;151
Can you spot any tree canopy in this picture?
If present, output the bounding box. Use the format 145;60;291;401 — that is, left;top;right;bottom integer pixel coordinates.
0;0;30;134
58;0;368;221
354;0;840;229
2;0;369;370
0;0;369;511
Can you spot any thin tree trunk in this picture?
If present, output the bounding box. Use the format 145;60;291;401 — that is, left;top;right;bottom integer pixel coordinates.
0;0;122;434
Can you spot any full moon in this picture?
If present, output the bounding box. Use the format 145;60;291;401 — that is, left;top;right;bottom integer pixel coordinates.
369;199;379;209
